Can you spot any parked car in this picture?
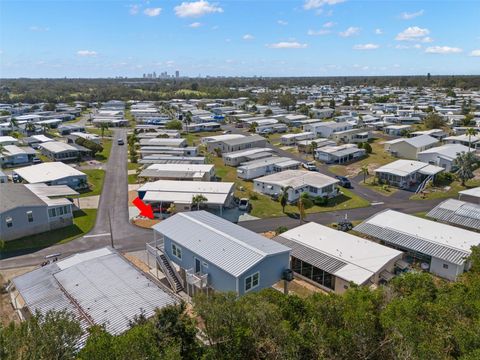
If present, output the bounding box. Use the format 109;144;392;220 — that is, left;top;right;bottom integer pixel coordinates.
335;175;352;188
302;161;317;171
222;130;232;134
117;138;124;145
238;198;250;211
32;157;42;164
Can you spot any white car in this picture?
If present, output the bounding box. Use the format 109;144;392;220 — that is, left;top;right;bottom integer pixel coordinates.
238;198;250;211
302;162;317;171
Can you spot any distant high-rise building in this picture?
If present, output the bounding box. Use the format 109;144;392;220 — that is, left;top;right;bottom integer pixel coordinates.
153;72;157;79
175;70;179;78
143;73;146;78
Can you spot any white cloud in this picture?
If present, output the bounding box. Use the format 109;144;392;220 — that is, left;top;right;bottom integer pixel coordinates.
470;49;480;57
243;34;254;40
395;44;422;50
277;20;288;26
267;41;308;49
174;1;223;18
395;26;430;42
304;0;345;10
323;21;335;28
144;7;162;16
425;46;462;54
400;10;424;20
374;28;383;35
129;4;140;15
29;26;49;32
77;50;97;57
353;43;380;50
189;22;202;27
339;26;360;37
307;29;331;36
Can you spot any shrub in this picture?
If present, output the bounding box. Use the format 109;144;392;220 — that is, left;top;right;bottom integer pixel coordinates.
75;137;103;156
362;142;372;154
275;226;288;235
313;196;328;206
357;142;364;149
249;192;258;200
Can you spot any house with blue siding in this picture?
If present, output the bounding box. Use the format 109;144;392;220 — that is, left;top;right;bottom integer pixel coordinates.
151;211;291;296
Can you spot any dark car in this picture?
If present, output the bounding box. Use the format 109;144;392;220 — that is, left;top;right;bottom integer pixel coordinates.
335;176;352;188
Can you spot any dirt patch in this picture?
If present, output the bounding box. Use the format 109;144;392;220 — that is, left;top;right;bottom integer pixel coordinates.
0;266;36;325
124;253;150;273
260;231;277;239
132;217;161;228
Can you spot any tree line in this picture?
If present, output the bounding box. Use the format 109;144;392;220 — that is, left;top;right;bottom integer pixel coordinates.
1;247;480;360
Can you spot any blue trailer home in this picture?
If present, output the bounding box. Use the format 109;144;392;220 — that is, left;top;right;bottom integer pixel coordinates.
150;211;291;297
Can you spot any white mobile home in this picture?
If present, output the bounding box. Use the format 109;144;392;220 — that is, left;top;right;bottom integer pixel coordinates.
237;157;300;180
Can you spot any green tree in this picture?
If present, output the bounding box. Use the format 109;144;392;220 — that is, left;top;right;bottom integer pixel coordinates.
311;140;318;159
424;113;445;129
264;108;273;116
297;192;313;224
454;151;476;186
43;103;56;111
248;121;258;133
298;104;310;116
165;120;183;130
278;92;297;111
257;92;273;105
25;122;36;134
360;165;369;183
329;98;336;109
280;185;292;213
0;310;82;360
191;194;208;210
362;142;372;154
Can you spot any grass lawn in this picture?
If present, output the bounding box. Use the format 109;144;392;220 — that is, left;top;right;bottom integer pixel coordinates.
128;162;140;170
128;173;138;184
87;127;113;137
94;139;112;162
213;157;370;218
327;138;395;178
1;209;97;254
359;176;399;196
410;178;480;200
78;169;105;197
37;153;52;163
183;131;223;146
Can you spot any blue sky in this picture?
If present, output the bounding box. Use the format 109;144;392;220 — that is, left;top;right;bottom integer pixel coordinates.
1;0;479;78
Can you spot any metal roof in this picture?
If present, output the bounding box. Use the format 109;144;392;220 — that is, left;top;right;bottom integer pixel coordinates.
153;211;290;277
13;162;86;184
12;248;177;338
0;184;46;212
427;199;480;231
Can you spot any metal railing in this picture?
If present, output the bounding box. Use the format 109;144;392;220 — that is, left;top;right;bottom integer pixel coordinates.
146;243;184;291
186;268;209;289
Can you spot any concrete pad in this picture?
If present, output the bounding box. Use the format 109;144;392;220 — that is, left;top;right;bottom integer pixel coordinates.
128;184;141;191
78;195;100;209
238;213;260;222
127;170;137;175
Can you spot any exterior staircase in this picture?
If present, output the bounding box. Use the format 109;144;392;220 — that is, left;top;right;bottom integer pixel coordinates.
416;174;434;194
156;253;183;293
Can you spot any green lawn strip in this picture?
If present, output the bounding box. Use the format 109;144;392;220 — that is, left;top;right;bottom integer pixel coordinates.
77;169;105;197
410;179;480;200
359;177;399;196
94;139;112;162
87;127;113;137
328;165;348;176
37;153;52;163
183;131;223;147
1;209;97;253
128;162;140;170
128;173;138;184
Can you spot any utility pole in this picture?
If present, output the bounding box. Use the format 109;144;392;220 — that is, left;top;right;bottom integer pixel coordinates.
108;210;114;248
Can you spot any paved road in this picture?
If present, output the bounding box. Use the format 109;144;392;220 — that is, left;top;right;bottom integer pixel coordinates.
0;128;151;269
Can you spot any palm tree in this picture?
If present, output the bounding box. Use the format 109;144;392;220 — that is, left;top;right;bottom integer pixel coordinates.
184;111;192;134
297;192;312;224
466;128;478;152
361;165;369;183
41;123;50;134
249;122;258;133
100;123;109;138
280;186;292;213
454;151;476;186
311;141;318;160
191;194;208;211
9;117;18;130
25;122;36;135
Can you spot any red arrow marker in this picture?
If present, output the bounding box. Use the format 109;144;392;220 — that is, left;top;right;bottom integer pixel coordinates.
133;197;154;219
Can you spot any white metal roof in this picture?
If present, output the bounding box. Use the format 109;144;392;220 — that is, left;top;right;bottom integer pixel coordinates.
385;134;438;148
418;143;471;160
14;162;86;183
354;209;480;264
276;222;402;285
223;147;274;159
459;187;480;199
375;159;444;177
255;170;338;190
38;141;78;153
427;199;480;231
153;211;290;277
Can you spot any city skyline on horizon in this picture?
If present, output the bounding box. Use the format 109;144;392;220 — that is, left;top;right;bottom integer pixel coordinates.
1;0;480;78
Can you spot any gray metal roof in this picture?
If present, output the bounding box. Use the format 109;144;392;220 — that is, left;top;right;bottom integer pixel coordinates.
273;235;347;274
153;211;290;277
12;248;177;338
353;223;469;265
0;184;46;212
427;199;480;231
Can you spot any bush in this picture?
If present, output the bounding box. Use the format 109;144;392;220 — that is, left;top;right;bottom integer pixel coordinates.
275;226;288;235
165;120;183;130
249;192;258;200
434;172;455;185
313;196;328;206
75;137;103;156
357;142;364;149
362;142;372;154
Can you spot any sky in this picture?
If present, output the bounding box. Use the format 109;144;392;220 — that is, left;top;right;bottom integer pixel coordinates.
1;0;479;78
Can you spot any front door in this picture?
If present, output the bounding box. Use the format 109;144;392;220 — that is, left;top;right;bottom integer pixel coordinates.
195;258;201;274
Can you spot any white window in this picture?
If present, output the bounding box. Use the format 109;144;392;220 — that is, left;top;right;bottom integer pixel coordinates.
443;264;449;269
245;272;260;292
27;211;33;223
6;216;13;228
48;208;56;218
171;243;182;260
